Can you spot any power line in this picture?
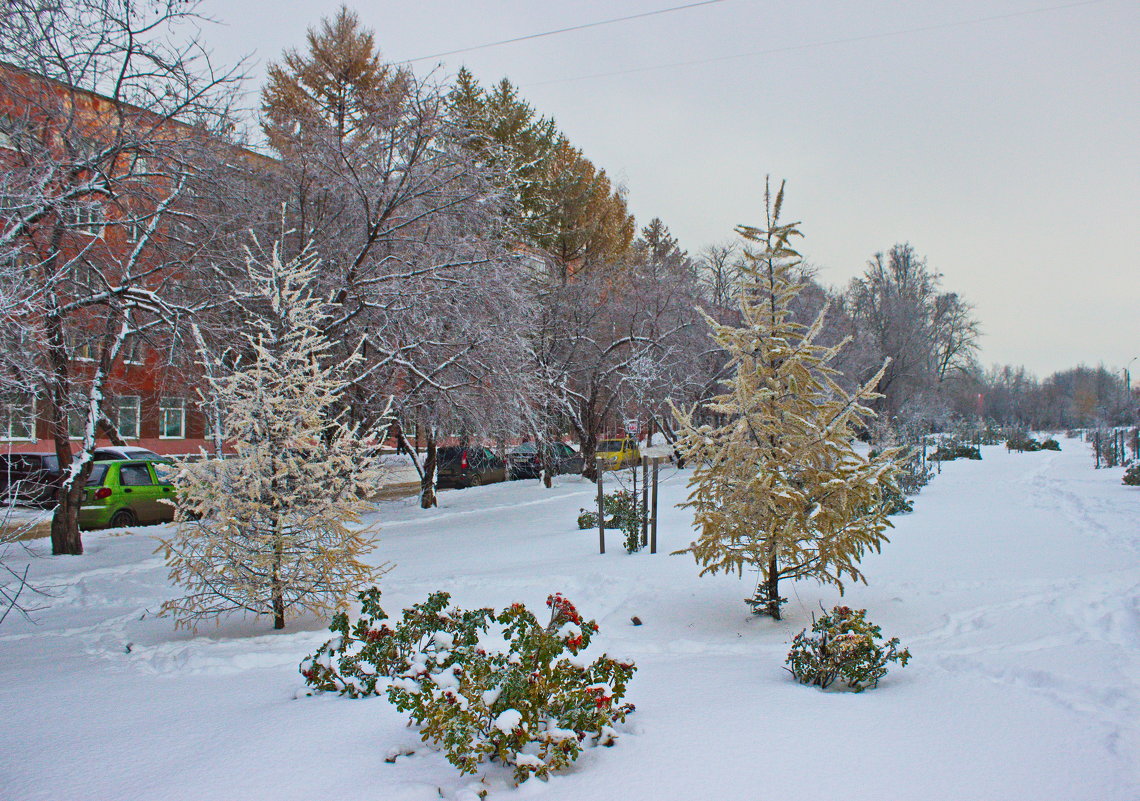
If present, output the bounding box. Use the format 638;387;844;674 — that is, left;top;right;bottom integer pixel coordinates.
526;0;1108;87
400;0;726;64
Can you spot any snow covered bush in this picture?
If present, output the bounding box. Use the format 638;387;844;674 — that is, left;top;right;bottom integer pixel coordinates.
300;589;493;697
1123;464;1140;486
301;591;636;784
1005;433;1041;452
1040;438;1061;451
930;441;982;461
877;483;913;516
785;606;911;692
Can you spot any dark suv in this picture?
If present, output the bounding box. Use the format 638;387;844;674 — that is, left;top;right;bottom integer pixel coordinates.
435;446;507;489
507;442;584;479
0;452;63;506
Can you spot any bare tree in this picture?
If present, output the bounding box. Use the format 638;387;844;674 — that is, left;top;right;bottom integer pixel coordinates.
260;10;540;508
0;0;245;554
847;243;979;425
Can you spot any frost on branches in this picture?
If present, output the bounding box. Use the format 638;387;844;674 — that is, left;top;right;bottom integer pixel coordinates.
158;243;389;631
672;181;901;619
300;590;636;785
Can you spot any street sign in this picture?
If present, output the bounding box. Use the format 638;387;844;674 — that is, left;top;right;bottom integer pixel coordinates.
625;420;640;435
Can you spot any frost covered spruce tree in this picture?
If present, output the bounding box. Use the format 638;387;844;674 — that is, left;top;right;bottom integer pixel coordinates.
159;243;388;631
673;181;900;619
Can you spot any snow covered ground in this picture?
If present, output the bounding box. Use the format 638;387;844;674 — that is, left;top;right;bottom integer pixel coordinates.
1;437;1137;800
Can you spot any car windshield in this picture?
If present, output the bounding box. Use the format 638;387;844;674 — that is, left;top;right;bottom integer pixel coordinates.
511;443;537;455
597;440;627;451
85;464;109;486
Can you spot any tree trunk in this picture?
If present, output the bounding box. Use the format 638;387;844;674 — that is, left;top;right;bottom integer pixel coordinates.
581;433;599;482
272;519;285;629
765;553;782;620
420;435;438;509
49;434;84;556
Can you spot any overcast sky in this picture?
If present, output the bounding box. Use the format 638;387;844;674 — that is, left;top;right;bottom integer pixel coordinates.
197;0;1139;378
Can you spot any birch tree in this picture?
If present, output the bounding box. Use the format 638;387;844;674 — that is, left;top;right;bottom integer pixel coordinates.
673;182;900;619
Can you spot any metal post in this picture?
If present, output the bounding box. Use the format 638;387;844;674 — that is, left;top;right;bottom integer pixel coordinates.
596;458;605;554
650;458;659;554
640;455;649;547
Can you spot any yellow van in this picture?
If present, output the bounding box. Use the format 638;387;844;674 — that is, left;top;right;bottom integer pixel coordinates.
595;438;641;470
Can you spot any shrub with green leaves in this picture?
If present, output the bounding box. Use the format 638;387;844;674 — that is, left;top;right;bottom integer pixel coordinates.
930;440;982;461
785;605;911;692
1123;464;1140;486
577;489;645;553
301;591;636;784
1005;433;1041;452
878;482;913;515
300;589;493;698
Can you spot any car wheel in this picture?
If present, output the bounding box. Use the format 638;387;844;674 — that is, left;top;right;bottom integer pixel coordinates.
109;509;137;529
468;473;483;488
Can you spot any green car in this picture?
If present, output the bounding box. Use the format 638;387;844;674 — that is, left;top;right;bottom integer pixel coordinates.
79;459;177;529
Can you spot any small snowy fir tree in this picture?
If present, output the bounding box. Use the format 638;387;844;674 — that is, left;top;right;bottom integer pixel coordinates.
672;181;900;619
159;242;388;630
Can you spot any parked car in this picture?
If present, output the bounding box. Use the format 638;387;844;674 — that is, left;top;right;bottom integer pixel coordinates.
595;438;641;470
507;442;584;479
79;459;176;529
91;446;163;461
0;452;63;506
435;446;507;489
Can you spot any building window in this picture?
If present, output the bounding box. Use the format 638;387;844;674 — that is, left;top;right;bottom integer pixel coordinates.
1;397;36;441
68;204;104;237
122;335;143;365
159;397;185;439
114;396;140;440
199;398;223;443
67;394;89;440
67;330;95;361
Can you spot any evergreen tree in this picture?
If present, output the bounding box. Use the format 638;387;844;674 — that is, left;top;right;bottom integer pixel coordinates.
673;182;899;619
159;242;388;631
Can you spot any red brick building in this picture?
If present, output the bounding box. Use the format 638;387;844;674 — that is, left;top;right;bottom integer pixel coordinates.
0;60;261;458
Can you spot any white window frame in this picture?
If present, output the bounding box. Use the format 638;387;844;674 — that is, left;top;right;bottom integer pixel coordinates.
67;393;89;440
114;395;140;440
69;204;104;238
66;330;95;362
122;335;144;365
159;397;186;439
1;397;36;441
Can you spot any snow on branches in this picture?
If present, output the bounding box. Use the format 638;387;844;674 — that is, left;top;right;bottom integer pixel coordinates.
158;242;389;631
672;181;902;619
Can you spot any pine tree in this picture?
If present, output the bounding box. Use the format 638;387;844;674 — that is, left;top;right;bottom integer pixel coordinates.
673;181;900;619
159;242;389;631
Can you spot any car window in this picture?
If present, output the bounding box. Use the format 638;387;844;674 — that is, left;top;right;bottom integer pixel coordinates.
119;463;154;487
85;464;109;486
598;440;624;451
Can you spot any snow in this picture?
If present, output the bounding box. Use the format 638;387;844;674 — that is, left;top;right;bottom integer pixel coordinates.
1;437;1138;800
493;709;523;734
